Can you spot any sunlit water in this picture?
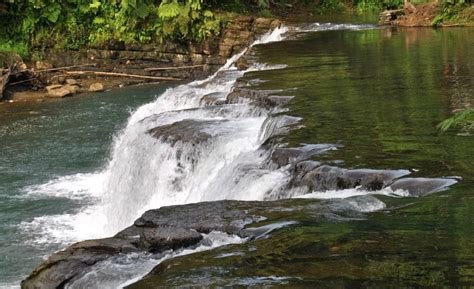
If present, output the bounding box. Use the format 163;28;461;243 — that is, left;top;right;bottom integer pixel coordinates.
1;22;474;288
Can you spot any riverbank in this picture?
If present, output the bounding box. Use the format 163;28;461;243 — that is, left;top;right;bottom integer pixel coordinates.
3;2;474;104
380;2;474;27
1;16;280;103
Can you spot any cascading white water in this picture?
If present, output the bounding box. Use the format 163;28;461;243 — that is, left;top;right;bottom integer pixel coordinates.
20;22;379;251
15;22;396;289
99;26;291;234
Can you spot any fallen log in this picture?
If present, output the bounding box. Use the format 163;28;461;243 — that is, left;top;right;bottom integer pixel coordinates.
10;63;98;77
64;71;182;81
34;63;97;73
144;64;205;71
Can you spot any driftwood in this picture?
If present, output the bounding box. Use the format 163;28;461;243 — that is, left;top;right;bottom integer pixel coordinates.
34;63;97;74
0;69;11;99
9;63;97;77
64;71;182;81
144;64;205;71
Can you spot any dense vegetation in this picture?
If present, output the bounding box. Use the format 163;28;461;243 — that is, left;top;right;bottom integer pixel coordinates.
0;0;405;57
0;0;472;59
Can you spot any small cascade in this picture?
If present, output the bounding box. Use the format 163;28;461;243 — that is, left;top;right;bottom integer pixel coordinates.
18;22;461;289
19;22;399;248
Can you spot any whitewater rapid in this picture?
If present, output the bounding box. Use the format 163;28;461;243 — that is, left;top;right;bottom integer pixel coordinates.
14;23;386;288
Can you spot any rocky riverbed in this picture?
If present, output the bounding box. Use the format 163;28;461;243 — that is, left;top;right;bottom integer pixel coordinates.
1;16;281;104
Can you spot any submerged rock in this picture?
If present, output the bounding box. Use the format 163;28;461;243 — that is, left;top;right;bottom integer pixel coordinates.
389;177;458;196
270;144;336;168
289;161;411;193
338;169;411;191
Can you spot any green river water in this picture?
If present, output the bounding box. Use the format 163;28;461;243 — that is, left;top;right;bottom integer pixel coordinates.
1;23;473;288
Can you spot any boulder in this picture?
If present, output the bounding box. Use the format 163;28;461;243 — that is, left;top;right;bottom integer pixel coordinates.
337;169;411;191
46;86;73;98
300;165;348;192
21;200;264;289
63;84;79;94
45;84;62;92
66;78;79;85
200;92;227;106
292;165;411;192
89;82;104;92
21;238;138;289
271;144;336;167
226;87;286;107
389;177;457;196
148;119;224;146
138;226;203;253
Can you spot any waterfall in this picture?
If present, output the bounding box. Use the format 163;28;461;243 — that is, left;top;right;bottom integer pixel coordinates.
98;26;291;234
20;22;377;249
17;22;384;289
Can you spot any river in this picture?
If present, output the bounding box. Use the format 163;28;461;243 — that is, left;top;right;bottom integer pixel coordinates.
1;21;473;288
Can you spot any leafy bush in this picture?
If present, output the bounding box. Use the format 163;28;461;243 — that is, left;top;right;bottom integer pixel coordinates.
438;108;474;132
432;0;470;25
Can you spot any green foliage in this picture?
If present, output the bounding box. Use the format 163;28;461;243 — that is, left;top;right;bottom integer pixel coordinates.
0;40;29;60
3;0;464;55
0;0;225;51
438;108;474;132
355;0;404;13
314;0;347;14
432;0;470;26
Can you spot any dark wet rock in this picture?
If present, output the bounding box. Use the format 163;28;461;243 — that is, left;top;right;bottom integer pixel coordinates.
21;238;139;289
226;87;286;107
271;144;336;167
22;201;264;289
200;92;227;106
148;119;223;146
338;169;411;191
389;177;457;196
300;165;348;192
134;201;261;236
138;226;203;253
289;159;411;193
290;160;323;185
259;115;302;142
